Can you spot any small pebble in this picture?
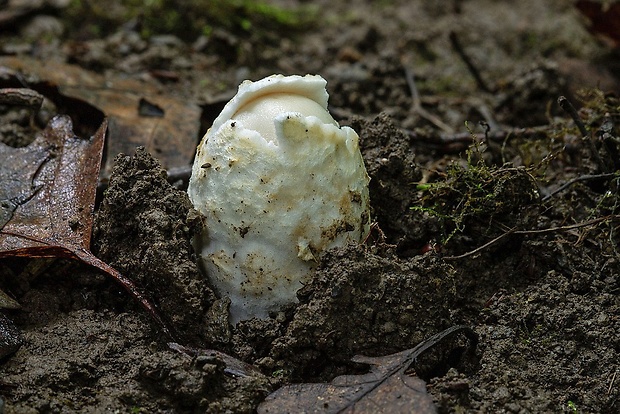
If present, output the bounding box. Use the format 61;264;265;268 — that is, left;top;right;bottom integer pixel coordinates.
0;312;23;359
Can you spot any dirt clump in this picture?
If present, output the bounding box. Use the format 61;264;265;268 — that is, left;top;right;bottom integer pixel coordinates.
347;113;425;250
268;244;460;382
93;147;215;346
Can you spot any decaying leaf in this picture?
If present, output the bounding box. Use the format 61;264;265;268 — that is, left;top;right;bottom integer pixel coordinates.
0;115;104;254
0;139;48;229
258;325;477;414
0;115;172;337
0;56;201;181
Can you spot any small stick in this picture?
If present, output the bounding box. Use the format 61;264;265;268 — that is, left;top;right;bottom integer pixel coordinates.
476;104;500;132
541;172;617;202
443;227;517;261
166;165;193;185
608;370;617;395
558;96;609;172
449;31;492;93
0;88;43;111
405;126;549;153
0;88;44;127
405;65;421;109
404;66;454;133
443;215;619;260
557;96;588;137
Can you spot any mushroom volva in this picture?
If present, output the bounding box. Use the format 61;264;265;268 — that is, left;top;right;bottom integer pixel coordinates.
188;74;370;323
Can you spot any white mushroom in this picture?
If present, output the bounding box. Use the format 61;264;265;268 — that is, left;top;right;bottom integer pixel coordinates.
188;74;370;323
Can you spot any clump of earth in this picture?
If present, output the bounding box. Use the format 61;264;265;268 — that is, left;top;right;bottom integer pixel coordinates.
1;0;620;413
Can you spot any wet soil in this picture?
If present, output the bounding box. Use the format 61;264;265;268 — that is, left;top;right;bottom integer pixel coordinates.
1;0;620;413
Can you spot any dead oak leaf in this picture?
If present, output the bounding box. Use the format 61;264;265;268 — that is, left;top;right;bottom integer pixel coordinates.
0;56;201;182
0;138;48;230
258;325;477;414
0;115;172;337
0;115;103;254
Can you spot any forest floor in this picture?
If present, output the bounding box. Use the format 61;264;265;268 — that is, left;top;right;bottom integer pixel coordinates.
1;0;619;412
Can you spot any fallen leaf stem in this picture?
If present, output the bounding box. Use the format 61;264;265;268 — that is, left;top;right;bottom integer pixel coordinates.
0;229;176;341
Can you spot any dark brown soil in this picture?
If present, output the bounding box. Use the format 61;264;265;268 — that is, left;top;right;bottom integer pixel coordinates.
1;1;620;413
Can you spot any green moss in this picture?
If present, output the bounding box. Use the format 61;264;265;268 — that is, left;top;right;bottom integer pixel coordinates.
577;88;620;128
412;128;540;244
64;0;317;41
567;400;578;412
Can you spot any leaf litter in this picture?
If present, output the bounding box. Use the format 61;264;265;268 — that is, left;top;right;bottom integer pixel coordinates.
0;115;105;254
259;325;477;414
0;55;201;182
0;115;172;344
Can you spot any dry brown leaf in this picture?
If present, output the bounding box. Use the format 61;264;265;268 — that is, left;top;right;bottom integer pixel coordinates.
0;115;173;338
258;325;476;414
0;115;104;253
0;56;201;181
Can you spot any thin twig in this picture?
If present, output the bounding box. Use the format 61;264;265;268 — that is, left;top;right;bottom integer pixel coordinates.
475;103;500;131
558;96;588;137
443;215;619;260
442;227;517;260
404;66;455;134
405;65;421;110
558;96;609;173
0;88;43;110
437;127;547;143
512;215;616;235
608;370;617;395
541;172;618;202
405;126;549;153
166;165;193;186
448;31;492;93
